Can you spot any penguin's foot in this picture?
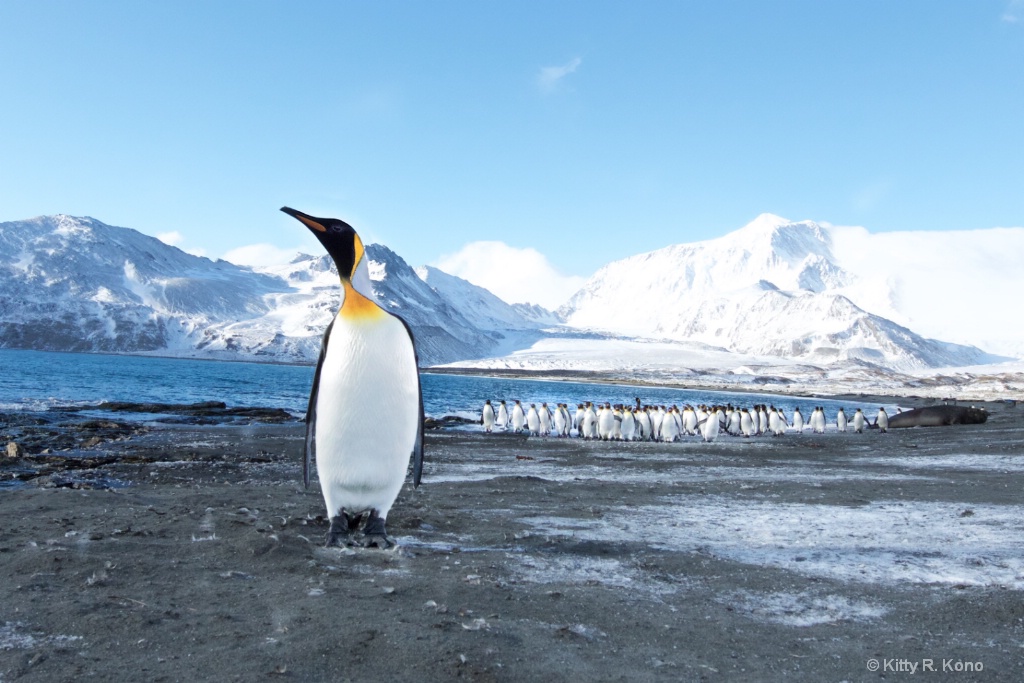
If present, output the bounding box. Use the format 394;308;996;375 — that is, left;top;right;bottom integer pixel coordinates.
360;510;394;549
325;511;362;547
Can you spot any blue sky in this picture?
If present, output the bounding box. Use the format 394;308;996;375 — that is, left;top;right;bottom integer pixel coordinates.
2;1;1022;307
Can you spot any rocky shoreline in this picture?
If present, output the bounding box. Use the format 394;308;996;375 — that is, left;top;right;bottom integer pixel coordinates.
0;398;1022;681
1;402;299;490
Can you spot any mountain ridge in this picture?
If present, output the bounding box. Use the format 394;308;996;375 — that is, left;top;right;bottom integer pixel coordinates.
555;214;999;371
0;215;549;366
0;213;1008;372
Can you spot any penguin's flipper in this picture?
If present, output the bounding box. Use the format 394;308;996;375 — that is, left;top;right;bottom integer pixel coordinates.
396;315;425;487
412;373;424;487
304;319;334;489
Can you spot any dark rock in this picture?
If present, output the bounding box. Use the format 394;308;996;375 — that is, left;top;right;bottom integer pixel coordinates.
423;415;478;430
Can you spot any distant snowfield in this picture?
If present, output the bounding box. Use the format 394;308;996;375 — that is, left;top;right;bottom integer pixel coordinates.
439;336;1024;401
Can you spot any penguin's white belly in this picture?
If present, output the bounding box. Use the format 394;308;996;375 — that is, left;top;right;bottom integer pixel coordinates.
315;314;418;519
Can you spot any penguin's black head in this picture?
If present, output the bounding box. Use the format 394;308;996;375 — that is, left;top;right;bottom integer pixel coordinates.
281;206;364;280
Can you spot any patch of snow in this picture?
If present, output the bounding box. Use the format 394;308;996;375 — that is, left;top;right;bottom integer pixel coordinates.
511;555;660;592
525;499;1024;588
720;590;887;626
853;454;1024;472
0;621;82;650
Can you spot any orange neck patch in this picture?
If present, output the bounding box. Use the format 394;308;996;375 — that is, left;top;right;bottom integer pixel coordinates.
340;280;386;320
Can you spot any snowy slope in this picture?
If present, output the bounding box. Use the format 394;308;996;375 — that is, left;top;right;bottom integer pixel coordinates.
0;215;289;354
0;216;552;366
557;214;998;370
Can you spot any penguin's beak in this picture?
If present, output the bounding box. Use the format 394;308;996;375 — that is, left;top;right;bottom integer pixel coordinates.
280;206;327;233
280;206;361;280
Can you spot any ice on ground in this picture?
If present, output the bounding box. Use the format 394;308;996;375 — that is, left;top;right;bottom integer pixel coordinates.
428;460;927;485
853;454;1024;472
525;499;1024;589
511;555;643;590
721;590;887;626
0;621;81;650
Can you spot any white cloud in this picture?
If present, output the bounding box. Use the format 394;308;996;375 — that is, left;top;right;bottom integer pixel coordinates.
433;241;586;310
222;243;301;268
537;57;582;92
828;224;1024;356
1002;0;1023;22
157;231;184;246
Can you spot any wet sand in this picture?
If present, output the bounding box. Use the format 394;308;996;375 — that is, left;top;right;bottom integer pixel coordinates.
1;398;1023;681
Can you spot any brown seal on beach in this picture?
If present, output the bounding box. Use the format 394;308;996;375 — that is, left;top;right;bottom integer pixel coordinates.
888;405;988;428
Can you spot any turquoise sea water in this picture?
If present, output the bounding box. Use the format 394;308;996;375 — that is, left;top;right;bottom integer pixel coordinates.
0;348;887;419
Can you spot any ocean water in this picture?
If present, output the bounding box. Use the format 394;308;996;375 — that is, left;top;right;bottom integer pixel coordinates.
0;349;887;420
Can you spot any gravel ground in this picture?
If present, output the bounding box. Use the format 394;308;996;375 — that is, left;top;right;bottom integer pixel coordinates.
0;397;1022;681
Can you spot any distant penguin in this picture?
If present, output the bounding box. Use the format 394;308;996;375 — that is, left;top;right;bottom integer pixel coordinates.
758;406;769;436
876;408;889;433
852;408;866;434
836;408;847;433
661;408;681;442
554;404;569;437
683;406;698;436
671;407;684;437
620;407;637;441
811;407;826;434
694;405;707;427
538;403;552;435
792;408;804;433
482;400;495;433
573;404;585;437
583;403;599;439
636;408;653;441
611;406;623;440
597;403;615;440
727;408;742;436
768;407;785;436
740;409;754;437
702;408;722;442
651;406;665;440
526;404;540;436
496;400;509;430
511;400;526;433
281;207;422;549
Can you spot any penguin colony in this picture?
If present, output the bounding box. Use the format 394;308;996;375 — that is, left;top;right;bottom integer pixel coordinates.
482;399;893;441
282;207;423;549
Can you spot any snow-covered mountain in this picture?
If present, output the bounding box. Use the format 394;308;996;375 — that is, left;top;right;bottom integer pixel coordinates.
0;215;289;354
0;213;1012;378
557;214;998;371
0;215;550;366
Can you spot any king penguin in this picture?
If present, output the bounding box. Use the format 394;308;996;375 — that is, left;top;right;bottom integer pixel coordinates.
482;400;495;433
282;207;423;549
